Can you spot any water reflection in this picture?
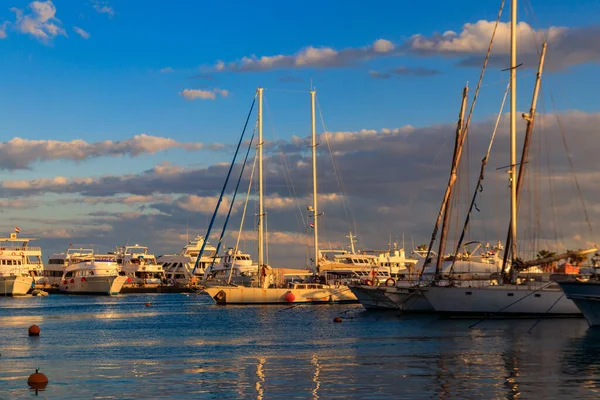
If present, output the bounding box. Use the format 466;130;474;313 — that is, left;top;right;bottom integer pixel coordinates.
0;295;599;398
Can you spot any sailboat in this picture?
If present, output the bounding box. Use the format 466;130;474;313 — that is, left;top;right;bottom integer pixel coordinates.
423;0;594;316
201;87;356;304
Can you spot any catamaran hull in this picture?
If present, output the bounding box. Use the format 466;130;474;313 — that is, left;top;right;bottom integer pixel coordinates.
424;285;580;316
202;286;357;305
558;281;600;326
349;285;433;311
59;276;128;295
0;276;34;296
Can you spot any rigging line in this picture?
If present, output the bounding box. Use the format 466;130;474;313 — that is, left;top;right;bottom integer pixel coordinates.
461;0;505;143
228;148;258;284
263;95;306;233
193;94;257;275
527;292;565;334
544;82;594;238
208;126;257;269
449;82;510;275
315;95;356;235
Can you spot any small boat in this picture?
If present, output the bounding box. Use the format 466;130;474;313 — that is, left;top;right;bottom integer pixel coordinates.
59;251;128;295
556;273;600;326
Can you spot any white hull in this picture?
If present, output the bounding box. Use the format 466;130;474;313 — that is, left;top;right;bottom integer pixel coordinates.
202;285;357;304
0;275;33;296
59;275;128;295
558;281;600;326
349;285;433;311
424;284;580;315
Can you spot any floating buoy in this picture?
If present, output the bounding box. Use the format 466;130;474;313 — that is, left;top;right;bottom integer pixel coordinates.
27;368;48;390
284;292;295;303
333;317;342;323
127;277;132;283
145;302;151;307
28;325;40;336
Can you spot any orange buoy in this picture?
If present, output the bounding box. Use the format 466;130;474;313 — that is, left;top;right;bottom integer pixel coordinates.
27;369;48;390
284;291;295;303
28;325;40;336
145;302;151;307
333;317;342;323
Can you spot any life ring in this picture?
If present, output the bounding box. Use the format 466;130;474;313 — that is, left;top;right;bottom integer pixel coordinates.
20;252;24;256
385;278;396;287
11;252;15;256
364;279;374;286
0;251;3;256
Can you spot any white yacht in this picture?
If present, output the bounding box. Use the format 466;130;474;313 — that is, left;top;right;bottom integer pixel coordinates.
116;245;166;289
203;248;258;286
158;235;219;286
0;232;44;286
0;253;34;296
59;251;128;295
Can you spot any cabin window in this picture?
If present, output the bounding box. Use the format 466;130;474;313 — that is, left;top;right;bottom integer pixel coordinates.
507;293;514;297
465;292;472;295
534;294;541;298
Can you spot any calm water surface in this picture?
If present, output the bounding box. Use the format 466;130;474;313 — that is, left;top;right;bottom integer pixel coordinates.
0;293;599;399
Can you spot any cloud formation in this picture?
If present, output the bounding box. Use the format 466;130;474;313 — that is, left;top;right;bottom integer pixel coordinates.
407;20;600;71
179;88;229;101
0;134;222;170
11;1;66;43
160;67;174;73
73;26;90;39
91;0;115;17
212;38;398;72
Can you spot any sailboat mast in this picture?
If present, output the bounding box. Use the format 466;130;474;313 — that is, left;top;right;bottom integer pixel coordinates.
258;87;264;271
509;0;518;263
310;89;319;273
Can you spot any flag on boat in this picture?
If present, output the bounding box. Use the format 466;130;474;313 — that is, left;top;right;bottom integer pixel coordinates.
14;227;20;233
309;222;314;228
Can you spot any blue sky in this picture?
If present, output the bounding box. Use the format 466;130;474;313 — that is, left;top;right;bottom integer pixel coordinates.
0;0;599;263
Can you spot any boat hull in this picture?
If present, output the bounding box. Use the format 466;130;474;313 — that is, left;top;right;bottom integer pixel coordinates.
59;275;128;295
0;275;34;296
202;285;357;305
424;284;580;316
558;281;600;326
349;285;433;311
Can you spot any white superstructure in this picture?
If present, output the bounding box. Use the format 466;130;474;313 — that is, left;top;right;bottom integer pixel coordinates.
59;251;127;295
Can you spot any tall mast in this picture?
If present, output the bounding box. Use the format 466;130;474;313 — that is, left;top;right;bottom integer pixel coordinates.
257;87;264;273
509;0;518;263
310;88;320;273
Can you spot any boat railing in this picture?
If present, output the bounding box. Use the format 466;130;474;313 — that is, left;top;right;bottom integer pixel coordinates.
0;246;42;252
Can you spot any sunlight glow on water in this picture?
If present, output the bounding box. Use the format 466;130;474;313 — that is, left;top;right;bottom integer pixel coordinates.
1;294;599;398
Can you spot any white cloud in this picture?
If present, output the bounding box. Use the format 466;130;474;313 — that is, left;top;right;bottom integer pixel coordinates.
91;0;115;17
0;22;8;39
212;38;399;72
11;0;66;42
0;134;218;170
175;195;232;215
160;67;174;73
407;20;600;71
179;88;229;101
73;26;90;39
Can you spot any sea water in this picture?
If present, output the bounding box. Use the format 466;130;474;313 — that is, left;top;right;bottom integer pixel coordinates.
0;293;599;399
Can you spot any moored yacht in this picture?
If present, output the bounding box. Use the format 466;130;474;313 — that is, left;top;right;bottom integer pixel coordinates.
203;248;258;286
0;253;34;296
116;245;166;289
0;232;44;286
556;273;600;326
158;235;219;286
59;250;127;295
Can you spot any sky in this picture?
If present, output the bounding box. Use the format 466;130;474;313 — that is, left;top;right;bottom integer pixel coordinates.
0;0;599;267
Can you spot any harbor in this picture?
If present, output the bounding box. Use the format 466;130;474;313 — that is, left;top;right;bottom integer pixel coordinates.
1;0;600;397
